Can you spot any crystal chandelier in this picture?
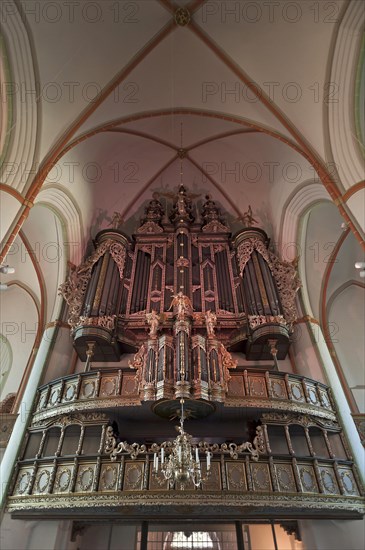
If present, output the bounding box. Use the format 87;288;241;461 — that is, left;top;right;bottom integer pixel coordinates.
152;399;212;489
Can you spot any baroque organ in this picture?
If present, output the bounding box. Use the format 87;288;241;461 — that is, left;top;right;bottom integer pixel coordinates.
8;186;363;521
59;185;300;406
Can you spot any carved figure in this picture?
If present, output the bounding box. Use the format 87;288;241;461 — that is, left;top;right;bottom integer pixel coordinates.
219;344;237;369
241;205;258;228
205;310;217;338
146;310;160;338
128;343;146;387
109;211;124;229
169;292;193;320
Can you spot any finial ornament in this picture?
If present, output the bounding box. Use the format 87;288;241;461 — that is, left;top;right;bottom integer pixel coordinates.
109;212;124;229
241;205;258;228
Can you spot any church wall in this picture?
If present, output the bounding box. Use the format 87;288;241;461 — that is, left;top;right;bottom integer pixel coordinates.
299;518;365;550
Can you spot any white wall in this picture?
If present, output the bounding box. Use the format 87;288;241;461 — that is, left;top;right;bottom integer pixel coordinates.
299;519;365;550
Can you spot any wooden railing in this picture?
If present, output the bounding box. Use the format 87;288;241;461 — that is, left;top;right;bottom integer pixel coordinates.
8;452;363;518
32;368;336;422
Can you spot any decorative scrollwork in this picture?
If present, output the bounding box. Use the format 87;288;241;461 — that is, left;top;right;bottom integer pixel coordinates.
111;441;147;462
76;315;116;330
123;426;264;468
105;424;147;461
248;314;287;329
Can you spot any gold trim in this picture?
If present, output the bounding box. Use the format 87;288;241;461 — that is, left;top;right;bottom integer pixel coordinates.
6;492;365;516
45;321;70;329
294;316;320;325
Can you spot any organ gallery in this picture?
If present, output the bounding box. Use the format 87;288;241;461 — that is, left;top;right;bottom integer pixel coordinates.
7;188;363;534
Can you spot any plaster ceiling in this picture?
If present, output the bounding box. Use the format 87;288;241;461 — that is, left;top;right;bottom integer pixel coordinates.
0;0;364;404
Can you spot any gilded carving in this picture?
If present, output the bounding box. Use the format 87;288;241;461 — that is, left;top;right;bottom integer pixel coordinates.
290;383;305;402
128;344;146;388
320;468;339;494
201;462;221;491
196;426;264;462
306;386;319;406
338;469;358;496
100;378;117;397
63;384;76;402
251;463;271;491
137;221;164;234
100;465;118;491
276;465;296;492
260;411;338;429
7;492;365;516
49;388;61;406
169;292;193;321
105;425;147;462
14;470;31;495
248;314;287;329
54;467;72;492
35;469;51;494
122;375;139;396
271;379;287;399
226;462;246;491
318;389;331;409
298;466;317;493
202;220;230;233
76;466;94;492
146;311;160;338
205;310;217;338
76;315;116;330
249;377;267;397
81;380;96;399
123;462;144;491
227;376;245;396
32;411;108;428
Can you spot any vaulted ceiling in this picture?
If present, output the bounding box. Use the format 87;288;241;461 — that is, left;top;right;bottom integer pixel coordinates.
0;1;364;408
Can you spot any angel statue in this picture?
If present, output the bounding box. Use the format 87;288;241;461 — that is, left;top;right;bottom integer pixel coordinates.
205;310;217;338
146;310;160;338
241;205;258;228
169;292;193;320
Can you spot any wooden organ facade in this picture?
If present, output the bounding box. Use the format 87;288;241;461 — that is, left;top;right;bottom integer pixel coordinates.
63;186;298;372
7;186;364;523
